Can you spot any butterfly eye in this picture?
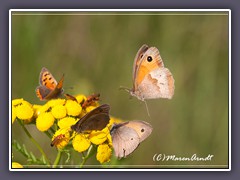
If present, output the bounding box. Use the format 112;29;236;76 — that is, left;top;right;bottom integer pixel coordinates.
147;56;153;62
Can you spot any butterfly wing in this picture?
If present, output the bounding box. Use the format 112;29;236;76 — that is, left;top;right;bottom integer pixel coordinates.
39;67;58;90
134;47;164;89
124;120;153;143
43;75;64;100
111;123;140;158
71;104;110;133
137;67;175;99
132;44;149;91
36;86;52;100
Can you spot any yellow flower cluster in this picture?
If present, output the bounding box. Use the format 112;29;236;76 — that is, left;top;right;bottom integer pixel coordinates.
12;162;23;168
12;94;122;164
12;99;34;124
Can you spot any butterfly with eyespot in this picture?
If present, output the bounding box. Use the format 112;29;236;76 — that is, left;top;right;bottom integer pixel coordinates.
110;120;152;159
36;67;64;101
71;104;110;133
121;44;175;101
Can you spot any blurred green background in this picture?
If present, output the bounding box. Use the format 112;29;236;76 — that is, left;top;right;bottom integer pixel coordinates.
11;11;229;168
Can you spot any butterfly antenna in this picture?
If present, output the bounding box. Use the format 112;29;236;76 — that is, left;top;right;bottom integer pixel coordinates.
144;100;151;117
64;86;74;90
119;86;131;93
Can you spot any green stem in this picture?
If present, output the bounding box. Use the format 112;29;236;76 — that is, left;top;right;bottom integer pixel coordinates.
79;145;93;168
50;126;56;134
44;131;52;139
53;150;62;168
17;119;51;167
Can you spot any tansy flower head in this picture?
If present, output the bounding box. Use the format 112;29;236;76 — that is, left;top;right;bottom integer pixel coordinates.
107;133;113;146
12;107;17;124
96;144;112;164
12;162;23;168
85;105;97;113
65;100;82;116
75;94;87;104
72;134;91;153
89;127;109;145
47;99;66;107
109;116;123;126
36;112;55;132
12;98;32;107
51;104;67;119
12;98;24;106
36;103;51;116
51;128;70;149
21;100;33;108
105;117;123;146
32;104;42;118
15;103;34;122
58;117;78;129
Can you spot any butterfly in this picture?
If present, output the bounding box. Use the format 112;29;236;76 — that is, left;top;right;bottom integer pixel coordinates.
71;104;110;133
110;120;153;159
36;67;64;101
121;44;175;101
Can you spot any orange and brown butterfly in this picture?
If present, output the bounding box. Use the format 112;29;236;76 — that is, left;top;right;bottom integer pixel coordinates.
50;134;65;147
81;93;100;109
36;67;64;101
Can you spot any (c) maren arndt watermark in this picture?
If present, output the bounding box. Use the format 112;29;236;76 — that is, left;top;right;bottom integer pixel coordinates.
153;153;214;162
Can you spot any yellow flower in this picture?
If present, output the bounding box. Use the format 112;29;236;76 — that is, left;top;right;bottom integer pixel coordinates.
32;104;42;118
107;133;113;146
58;117;77;129
104;117;122;146
51;129;70;149
15;103;34;121
12;162;23;168
51;105;67;119
36;104;51;116
72;134;91;153
47;99;66;107
108;116;122;127
89;127;109;145
21;100;33;108
96;144;112;164
85;105;97;113
36;112;55;131
12;98;24;106
75;94;86;104
65;100;82;116
12;106;17;124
